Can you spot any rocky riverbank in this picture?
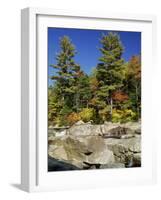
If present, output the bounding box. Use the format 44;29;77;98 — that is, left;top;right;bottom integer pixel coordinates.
48;121;141;171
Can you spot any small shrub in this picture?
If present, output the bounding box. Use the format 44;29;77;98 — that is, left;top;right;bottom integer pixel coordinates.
54;116;62;127
67;112;81;126
79;108;95;122
122;109;137;122
112;109;136;123
99;106;111;121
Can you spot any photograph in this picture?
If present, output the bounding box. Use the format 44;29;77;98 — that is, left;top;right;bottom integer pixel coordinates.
47;27;141;172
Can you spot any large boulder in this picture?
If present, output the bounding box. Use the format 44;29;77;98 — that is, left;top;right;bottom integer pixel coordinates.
49;136;87;168
101;122;120;133
101;122;141;137
48;135;115;169
86;148;114;165
67;124;102;136
67;121;141;137
123;121;141;134
79;136;115;165
101;126;135;138
48;128;67;137
104;136;141;167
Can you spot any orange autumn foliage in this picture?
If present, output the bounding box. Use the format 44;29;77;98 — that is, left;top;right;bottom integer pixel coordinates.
112;91;129;102
128;56;141;80
66;112;80;125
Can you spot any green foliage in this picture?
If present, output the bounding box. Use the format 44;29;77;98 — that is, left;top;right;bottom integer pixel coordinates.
74;74;92;111
127;56;141;118
48;33;141;127
79;108;95;122
112;109;137;123
94;32;126;121
99;106;111;121
48;87;61;124
50;36;82;109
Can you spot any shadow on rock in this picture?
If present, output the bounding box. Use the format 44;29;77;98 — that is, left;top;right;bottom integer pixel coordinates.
48;156;80;171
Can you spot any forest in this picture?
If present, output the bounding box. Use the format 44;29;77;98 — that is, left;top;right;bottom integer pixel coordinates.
48;32;141;127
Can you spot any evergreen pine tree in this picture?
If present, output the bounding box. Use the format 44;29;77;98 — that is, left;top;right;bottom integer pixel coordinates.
51;36;81;108
96;32;125;120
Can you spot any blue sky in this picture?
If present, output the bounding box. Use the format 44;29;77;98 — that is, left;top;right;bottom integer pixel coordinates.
48;27;141;85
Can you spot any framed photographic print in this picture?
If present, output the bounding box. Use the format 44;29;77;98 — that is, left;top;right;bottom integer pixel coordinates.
21;8;156;192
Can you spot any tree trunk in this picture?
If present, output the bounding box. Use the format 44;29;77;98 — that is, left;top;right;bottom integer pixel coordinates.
95;106;100;123
110;97;113;121
75;92;79;112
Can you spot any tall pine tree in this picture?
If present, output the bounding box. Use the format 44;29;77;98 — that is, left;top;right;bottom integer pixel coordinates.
50;36;90;116
96;32;125;120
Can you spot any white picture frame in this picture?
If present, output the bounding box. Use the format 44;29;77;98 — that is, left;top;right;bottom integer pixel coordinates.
21;7;157;192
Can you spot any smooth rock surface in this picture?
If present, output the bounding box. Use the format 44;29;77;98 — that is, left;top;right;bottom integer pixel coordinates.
49;135;115;168
67;124;102;136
